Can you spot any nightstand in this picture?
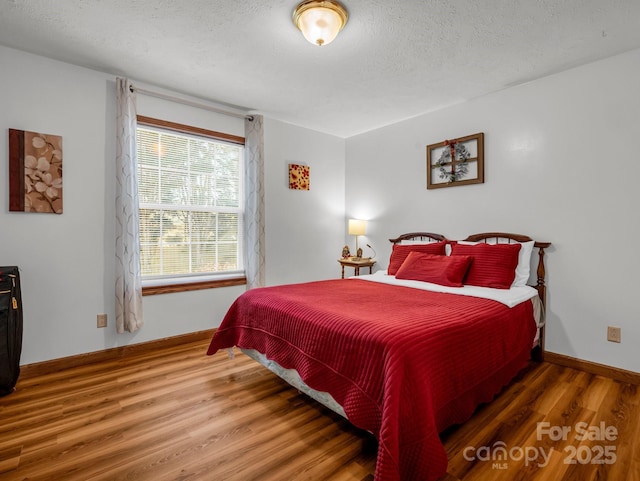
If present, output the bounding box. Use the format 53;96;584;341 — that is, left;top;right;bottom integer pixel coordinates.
338;258;376;279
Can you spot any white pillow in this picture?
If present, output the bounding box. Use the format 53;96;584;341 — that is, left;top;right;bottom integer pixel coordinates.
457;239;534;287
399;239;452;255
513;241;535;287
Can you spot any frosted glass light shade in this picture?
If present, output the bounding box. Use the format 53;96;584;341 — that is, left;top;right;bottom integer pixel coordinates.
293;1;348;46
348;219;366;236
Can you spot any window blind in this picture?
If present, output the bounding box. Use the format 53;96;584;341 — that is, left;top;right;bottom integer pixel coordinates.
137;124;244;280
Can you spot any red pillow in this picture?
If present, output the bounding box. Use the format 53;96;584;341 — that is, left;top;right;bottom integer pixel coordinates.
450;242;521;289
387;242;447;275
395;252;472;287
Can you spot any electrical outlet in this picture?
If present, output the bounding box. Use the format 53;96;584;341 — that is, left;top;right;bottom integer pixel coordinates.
607;326;621;343
97;314;108;328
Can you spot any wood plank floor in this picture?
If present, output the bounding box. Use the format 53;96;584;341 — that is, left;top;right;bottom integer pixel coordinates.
1;338;638;481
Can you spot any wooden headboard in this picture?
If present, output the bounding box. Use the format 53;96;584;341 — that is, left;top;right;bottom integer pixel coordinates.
389;232;447;243
388;231;551;303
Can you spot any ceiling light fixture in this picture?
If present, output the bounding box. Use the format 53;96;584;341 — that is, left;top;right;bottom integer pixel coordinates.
292;0;349;47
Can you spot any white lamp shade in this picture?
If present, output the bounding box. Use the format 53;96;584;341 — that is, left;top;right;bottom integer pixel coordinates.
348;219;366;236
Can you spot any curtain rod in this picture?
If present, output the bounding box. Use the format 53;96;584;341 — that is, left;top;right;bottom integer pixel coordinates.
129;85;254;121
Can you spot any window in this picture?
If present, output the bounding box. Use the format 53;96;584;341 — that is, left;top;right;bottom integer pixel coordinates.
136;116;246;294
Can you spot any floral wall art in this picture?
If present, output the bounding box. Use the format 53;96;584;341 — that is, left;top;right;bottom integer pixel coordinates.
9;129;63;214
288;163;310;190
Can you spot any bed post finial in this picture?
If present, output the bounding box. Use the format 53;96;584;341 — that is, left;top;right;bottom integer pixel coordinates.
535;242;551;305
531;241;550;363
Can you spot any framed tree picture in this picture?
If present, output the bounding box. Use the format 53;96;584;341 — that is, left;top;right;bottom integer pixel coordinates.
426;132;484;189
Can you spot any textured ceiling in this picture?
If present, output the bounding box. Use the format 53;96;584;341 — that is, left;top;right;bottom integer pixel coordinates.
1;0;640;137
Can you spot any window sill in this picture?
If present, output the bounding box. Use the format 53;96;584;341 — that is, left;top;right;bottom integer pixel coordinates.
142;276;246;296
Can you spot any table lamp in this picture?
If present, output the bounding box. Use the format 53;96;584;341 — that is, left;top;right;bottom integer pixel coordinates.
348;219;366;259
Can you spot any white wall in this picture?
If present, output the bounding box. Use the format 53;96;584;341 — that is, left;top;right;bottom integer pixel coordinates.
0;46;346;365
345;48;640;373
264;118;346;286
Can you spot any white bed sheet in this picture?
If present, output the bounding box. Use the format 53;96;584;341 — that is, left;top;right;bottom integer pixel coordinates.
354;270;538;309
240;348;347;418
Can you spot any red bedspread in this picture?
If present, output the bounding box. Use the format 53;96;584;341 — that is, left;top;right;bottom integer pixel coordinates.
207;279;536;481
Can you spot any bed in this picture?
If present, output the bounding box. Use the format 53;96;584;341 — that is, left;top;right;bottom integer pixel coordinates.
207;232;551;481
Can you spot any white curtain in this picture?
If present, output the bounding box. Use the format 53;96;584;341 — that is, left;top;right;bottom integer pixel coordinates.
115;78;144;333
244;115;265;289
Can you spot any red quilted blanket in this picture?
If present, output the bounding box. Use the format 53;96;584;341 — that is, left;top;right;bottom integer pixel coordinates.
207;279;536;481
